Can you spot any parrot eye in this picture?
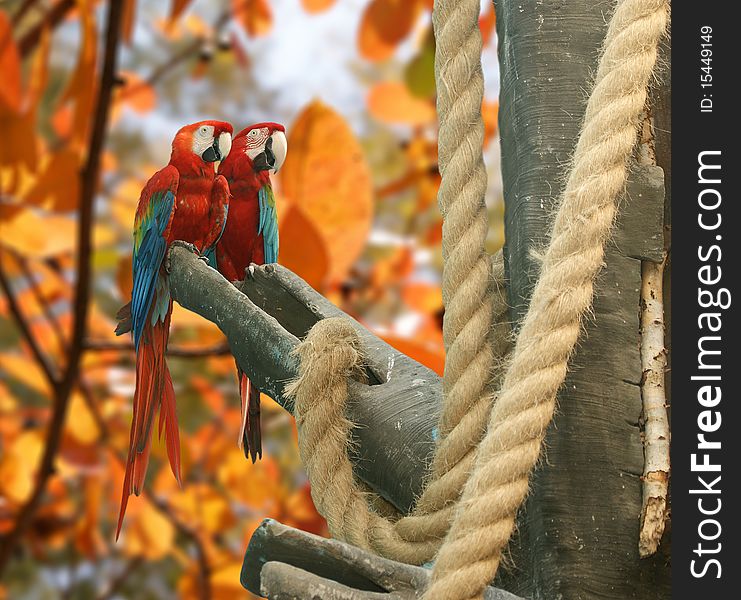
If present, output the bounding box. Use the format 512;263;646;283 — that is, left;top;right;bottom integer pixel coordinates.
200;126;209;134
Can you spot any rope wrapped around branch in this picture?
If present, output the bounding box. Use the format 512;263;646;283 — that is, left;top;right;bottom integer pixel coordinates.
287;1;669;599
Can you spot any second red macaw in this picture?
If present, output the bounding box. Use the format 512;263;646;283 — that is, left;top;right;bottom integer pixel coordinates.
115;120;233;539
212;122;287;462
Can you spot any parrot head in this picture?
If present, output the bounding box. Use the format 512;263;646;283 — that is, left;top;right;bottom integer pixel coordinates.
232;122;288;174
170;120;234;167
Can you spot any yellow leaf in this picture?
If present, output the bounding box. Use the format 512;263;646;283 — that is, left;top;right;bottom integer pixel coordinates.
0;353;50;396
65;391;100;445
210;561;246;599
232;0;273;37
0;210;77;257
122;499;175;559
0;11;22;113
278;205;329;289
368;81;436;126
0;431;44;504
169;484;234;534
301;0;336;13
280;101;374;282
358;0;423;62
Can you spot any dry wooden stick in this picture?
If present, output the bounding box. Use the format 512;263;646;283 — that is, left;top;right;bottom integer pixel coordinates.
637;109;670;557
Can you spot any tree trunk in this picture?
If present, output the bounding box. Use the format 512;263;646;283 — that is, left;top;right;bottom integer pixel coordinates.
494;0;671;597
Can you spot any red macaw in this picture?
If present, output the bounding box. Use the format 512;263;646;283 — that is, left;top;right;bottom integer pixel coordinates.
115;120;233;539
213;122;287;462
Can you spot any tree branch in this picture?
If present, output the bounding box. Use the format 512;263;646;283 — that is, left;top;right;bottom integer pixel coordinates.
244;519;523;600
166;246;442;514
0;0;124;575
18;0;75;57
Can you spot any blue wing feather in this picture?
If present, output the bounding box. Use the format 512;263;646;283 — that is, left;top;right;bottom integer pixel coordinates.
258;185;279;264
131;189;176;351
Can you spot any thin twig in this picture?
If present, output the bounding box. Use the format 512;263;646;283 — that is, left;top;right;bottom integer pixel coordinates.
84;339;231;357
12;0;41;25
18;0;75;57
0;252;59;385
94;557;143;600
0;0;125;575
16;254;69;355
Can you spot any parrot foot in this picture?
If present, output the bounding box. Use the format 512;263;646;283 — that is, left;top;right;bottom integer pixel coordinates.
167;240;200;273
246;264;257;279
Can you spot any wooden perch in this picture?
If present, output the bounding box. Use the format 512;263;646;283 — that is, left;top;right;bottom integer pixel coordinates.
242;519;524;600
167;245;442;513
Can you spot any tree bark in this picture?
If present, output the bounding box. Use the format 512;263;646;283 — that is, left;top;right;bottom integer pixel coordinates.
167;248;441;513
494;0;671;597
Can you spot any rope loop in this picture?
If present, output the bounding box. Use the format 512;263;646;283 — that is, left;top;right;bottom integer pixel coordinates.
288;1;670;599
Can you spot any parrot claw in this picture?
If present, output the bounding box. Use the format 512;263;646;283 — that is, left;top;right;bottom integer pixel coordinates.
246;264;257;279
197;254;210;265
167;241;200;273
170;240;199;254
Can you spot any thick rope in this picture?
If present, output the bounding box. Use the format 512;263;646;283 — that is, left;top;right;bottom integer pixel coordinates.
287;253;510;564
287;0;669;599
425;1;670;598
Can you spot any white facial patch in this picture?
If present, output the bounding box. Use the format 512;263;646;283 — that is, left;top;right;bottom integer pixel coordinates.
244;127;270;159
191;124;215;156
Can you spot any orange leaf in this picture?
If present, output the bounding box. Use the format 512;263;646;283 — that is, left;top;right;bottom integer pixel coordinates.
301;0;336;13
358;0;423;62
232;0;273;37
402;282;442;315
0;110;38;171
482;100;499;147
278;205;329;289
74;476;106;558
111;71;157;123
368;81;436;126
56;3;97;145
116;255;134;301
170;0;194;22
24;148;82;211
122;0;137;43
479;4;497;46
280;100;374;282
0;11;22;113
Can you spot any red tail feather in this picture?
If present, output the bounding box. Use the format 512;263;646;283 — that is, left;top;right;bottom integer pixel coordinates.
116;309;180;540
238;370;262;463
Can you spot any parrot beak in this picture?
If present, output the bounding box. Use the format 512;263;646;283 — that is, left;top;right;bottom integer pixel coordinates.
201;139;221;163
253;130;287;173
269;130;287;174
201;132;232;163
